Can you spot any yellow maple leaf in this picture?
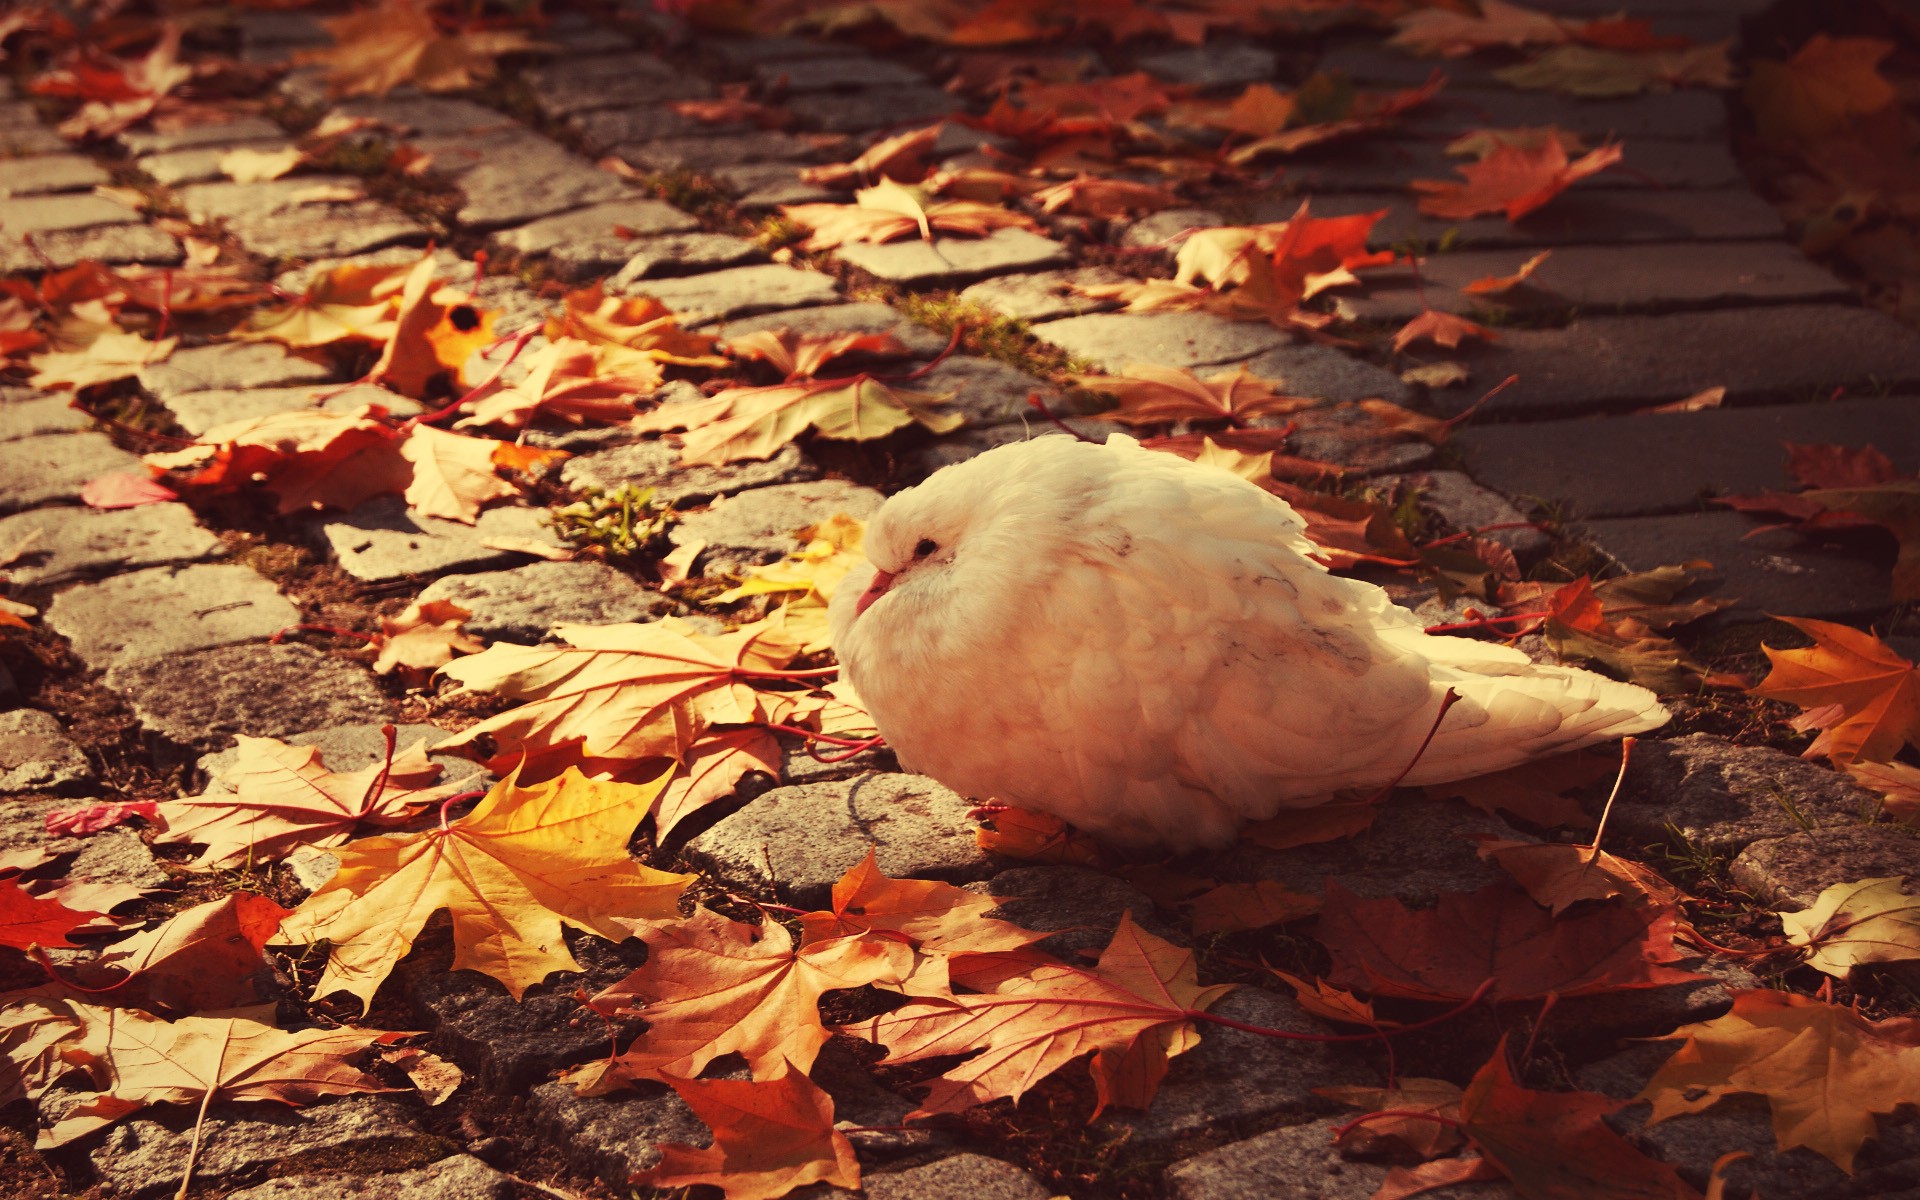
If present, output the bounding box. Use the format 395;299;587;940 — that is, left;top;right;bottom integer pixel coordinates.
28;329;176;391
275;768;693;1011
301;0;540;99
634;376;960;467
1779;876;1920;979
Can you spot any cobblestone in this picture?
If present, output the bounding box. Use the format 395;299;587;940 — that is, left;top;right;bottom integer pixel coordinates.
1030;311;1291;370
600;232;766;284
136;140;295;186
488;198;699;257
454;146;637;230
0;709;94;793
667;478;884;575
562;437;822;506
708;301;949;357
957;266;1128;322
787;86;957;132
1;153;110;196
0;391;91;441
0;503;222;586
622;263;842;319
306;496;567;583
118;116;286;155
755;56;925;92
0;193;140;235
103;642;391;748
523;53;712;116
834;228;1072;286
0;223;181;272
164;383;420;437
416;561;672;643
0;432;145;513
137;341;333;401
45;563;300;671
174;176;428;260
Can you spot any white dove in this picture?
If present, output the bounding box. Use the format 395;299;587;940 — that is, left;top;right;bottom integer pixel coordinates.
826;433;1667;852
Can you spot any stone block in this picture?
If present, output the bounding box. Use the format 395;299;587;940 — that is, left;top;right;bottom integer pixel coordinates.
307;496;567;582
707;301;948;357
164;383;419;437
562;437;821;507
909;355;1076;427
1403;86;1728;140
528;1080;707;1191
45;562;300;670
1118;206;1228;250
137;341;333;400
0;503;222;586
755;56;925;92
1338;240;1850;321
1316;40;1500;87
0;432;144;513
137;140;294;186
1732;827;1920;910
958;266;1128;322
669;479;884;576
487;197;699;256
833;228;1071;286
223;1156;513;1200
570;104;717;151
197;721;486;795
331;95;517;138
983;865;1187;960
622;263;841;320
174;176;428;260
1243;342;1414;404
1581;509;1901;620
0;192;139;235
0;391;92;441
684;773;997;906
455;146;636;229
120;116;286;155
1139;43;1277;87
700;35;847;66
524;53;712;116
1452;395;1920;519
1284;136;1742;193
416;560;671;643
593;231;765;284
713;162;837;208
0;709;93;792
103;642;391;748
0;125;67;155
1434;306;1920;418
0;223;181;272
614;129;820;173
787;87;957;132
1166;1116;1518;1200
1;153;110;196
1326;187;1787;248
1030;311;1291;371
854;1155;1052;1200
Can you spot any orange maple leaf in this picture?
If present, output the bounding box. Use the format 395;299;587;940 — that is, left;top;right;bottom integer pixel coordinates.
1751;616;1920;764
1074;363;1317;427
638;1064;861;1200
1392;310;1499;352
1412;138;1624;221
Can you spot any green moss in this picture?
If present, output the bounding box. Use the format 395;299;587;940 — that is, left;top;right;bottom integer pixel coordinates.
546;484;673;559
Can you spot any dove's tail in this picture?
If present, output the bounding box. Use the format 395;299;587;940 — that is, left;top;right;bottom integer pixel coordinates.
1398;661;1669;785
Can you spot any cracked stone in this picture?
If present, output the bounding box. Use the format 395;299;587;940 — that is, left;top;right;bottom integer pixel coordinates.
455;146;637;229
668;479;884;576
613;129;819;173
1731;827;1920;910
164;383;420;437
834;228;1072;286
1586;733;1888;858
592;232;765;285
0;709;94;792
104;642;391;749
223;1156;514;1200
528;1080;708;1191
45;563;300;671
2;153;110;195
138;341;333;401
1031;312;1290;371
0;432;144;514
119;116;287;155
487;197;698;257
0;192;139;235
683;773;998;907
622;263;842;320
136;139;294;187
0;223;181;272
958;266;1129;322
416;561;672;644
84;1097;440;1199
562;437;821;507
174;176;428;260
306;497;568;583
0;391;92;441
0;503;222;586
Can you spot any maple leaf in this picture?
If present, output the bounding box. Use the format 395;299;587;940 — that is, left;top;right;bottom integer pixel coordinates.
638;1063;861;1200
367;255;498;400
1413;138;1625;221
1322;1077;1466;1159
1184;881;1322;934
1465;1041;1702;1199
566;907;912;1091
1392;310;1498;353
35;1002;397;1152
144;406;413;514
156;733;464;868
372;600;484;681
301;0;540;98
434;616;811;779
725;328;910;382
1475;836;1686;916
654;728;782;842
0;879;96;950
398;423;529;523
1779;876;1920;979
1746;35;1897;147
1495;43;1736;97
851;913;1234;1117
455;338;660;431
1223;74;1446;164
800;124;942;189
220;146;305;184
1751;617;1920;764
81;472;176;509
274;768;694;1010
546;285;725;366
235;259;411;347
1315;881;1707;1002
1167;82;1295;138
1391;0;1571;58
34;25;193;140
28;329;176;391
1799;482;1920;601
973;805;1114;867
713;514;868;651
1073;363;1317;427
74;893;289;1013
782;179;1039;250
1032;174;1178;219
1463;250;1553;295
1641;988;1920;1171
1241;800;1380;849
1848;759;1920;823
634;375;962;467
43;800;157;837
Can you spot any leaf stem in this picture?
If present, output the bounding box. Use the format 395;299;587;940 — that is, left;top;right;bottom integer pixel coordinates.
1361;687;1460;804
1330;1109;1465;1141
1026;392;1099;443
437;790;486;831
759;723;884;749
270;623;375;646
1422;609;1550;636
409;325;541;428
354;724;399;820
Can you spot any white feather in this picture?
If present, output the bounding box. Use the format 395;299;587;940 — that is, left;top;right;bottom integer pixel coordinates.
828;434;1667;851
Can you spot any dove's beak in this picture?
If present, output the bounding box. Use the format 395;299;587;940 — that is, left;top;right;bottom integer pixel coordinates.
855;569;896;616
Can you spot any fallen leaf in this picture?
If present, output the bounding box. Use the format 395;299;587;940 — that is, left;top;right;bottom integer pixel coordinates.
454;337;660;431
1401;361;1472;388
398;423;523;523
1032;174;1178;218
379;1045;463;1105
1391;0;1571;58
1495;42;1735;97
973;805;1113;867
1475;836;1686;916
1751;617;1920;764
144;405;414;516
1393;310;1499;353
782;182;1038;250
1641;988;1920;1171
1746;35;1897;147
76;892;289;1012
1315;881;1706;1002
219;146;303;183
301;0;540;98
1241;800;1380;849
28;329;176;391
637;1063;861;1200
43;801;157;837
1185;881;1322;933
368;256;497;399
1462;250;1552;295
634;375;961;467
1074;363;1316;427
1847;759;1920;822
566;907;911;1090
851;913;1234;1117
1321;1077;1466;1158
1644;386;1725;414
1779;876;1920;979
371;599;484;680
1446;126;1587;158
1413;138;1624;222
654;728;781;842
274;768;693;1010
80;472;176;509
800;125;942;189
0;879;96;950
725;328;910;381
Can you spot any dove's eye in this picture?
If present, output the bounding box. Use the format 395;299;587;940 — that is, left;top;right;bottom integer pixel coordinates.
913;538;938;559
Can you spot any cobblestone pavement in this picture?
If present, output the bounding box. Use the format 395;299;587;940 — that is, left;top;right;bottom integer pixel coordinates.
4;1;1920;1197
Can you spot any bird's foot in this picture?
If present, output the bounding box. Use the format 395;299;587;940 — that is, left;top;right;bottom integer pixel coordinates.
966;803;1013;822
